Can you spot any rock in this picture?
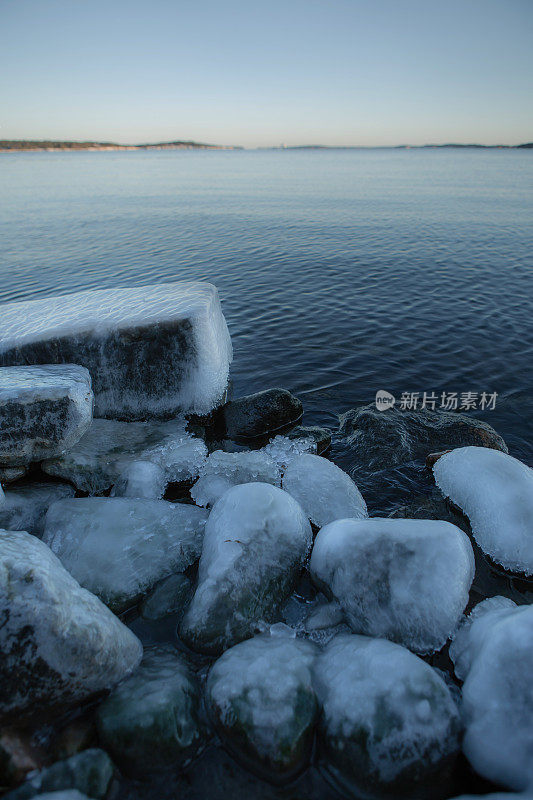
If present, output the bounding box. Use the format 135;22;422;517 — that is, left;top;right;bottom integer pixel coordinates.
0;483;76;538
449;598;533;790
0;467;28;484
433;446;533;575
190;450;280;508
42;498;207;613
206;630;318;781
313;635;461;800
286;425;331;455
0;530;142;720
282;454;367;527
0;366;93;466
0;730;43;787
0;282;232;420
96;646;204;776
42;418;207;495
425;450;451;468
310;517;474;654
110;460;167;499
179;483;312;654
218;389;302;439
338;405;508;472
3;749;113;800
140;573;192;620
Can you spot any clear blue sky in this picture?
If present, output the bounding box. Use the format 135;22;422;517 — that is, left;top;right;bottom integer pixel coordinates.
1;0;532;147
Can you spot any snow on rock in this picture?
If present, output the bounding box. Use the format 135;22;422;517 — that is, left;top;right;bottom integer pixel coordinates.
0;530;142;720
313;635;461;800
43;418;207;495
3;749;113;800
179;483;312;655
0;282;232;420
43;498;207;613
282;453;367;527
0;366;93;466
0;482;76;538
433;446;533;575
190;450;280;507
96;645;204;775
111;460;167;499
206;630;318;780
450;598;533;790
310;518;474;654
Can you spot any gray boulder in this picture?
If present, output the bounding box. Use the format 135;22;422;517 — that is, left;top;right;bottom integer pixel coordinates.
0;482;75;538
3;749;113;800
0;366;93;466
218;388;302;439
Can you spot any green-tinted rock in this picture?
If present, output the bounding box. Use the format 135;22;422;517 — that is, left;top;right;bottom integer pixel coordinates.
3;749;113;800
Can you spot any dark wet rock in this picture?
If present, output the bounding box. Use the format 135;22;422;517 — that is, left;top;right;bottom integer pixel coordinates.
426;450;452;469
389;488;469;532
206;630;318;782
0;482;75;538
218;389;303;439
3;749;113;800
0;530;142;721
0;366;93;466
96;646;204;776
0;466;28;484
140;573;192;621
286;425;332;455
337;405;507;472
0;730;43;787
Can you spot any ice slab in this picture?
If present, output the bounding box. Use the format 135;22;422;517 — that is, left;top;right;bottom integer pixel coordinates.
0;282;232;419
0;482;76;538
310;517;474;653
0;530;142;719
0;365;93;465
282;453;367;527
433;446;533;575
190;450;281;507
43;498;207;612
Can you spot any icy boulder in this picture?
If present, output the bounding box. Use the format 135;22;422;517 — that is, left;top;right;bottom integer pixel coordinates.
206;630;318;781
0;530;142;720
190;450;280;507
43;498;207;612
310;518;474;653
0;366;93;465
450;598;533;790
96;646;204;775
0;282;232;420
282;453;367;527
433;446;533;575
43;418;207;494
0;482;75;538
313;635;461;799
179;483;312;654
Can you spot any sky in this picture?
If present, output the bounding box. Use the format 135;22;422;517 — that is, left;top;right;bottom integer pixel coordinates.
1;0;532;147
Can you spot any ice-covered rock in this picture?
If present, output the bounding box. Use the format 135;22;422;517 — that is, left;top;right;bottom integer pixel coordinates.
0;282;232;420
140;573;192;621
0;530;142;720
313;635;461;799
217;388;302;439
0;366;93;466
179;483;312;654
3;749;113;800
282;453;367;527
43;418;207;494
310;518;474;653
262;434;320;470
111;460;167;499
190;450;280;507
433;446;533;575
449;598;533;790
206;631;318;781
0;482;76;538
96;646;204;775
43;498;207;612
286;425;332;455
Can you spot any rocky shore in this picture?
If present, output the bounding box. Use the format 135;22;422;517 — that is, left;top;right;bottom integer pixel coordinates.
0;281;531;800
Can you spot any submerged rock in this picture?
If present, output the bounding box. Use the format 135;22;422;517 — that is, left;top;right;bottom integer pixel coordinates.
43;498;207;612
282;453;367;527
190;449;280;508
140;573;192;621
338;405;507;472
433;446;533;575
218;389;302;439
0;530;142;720
0;482;75;538
0;365;93;466
180;483;312;654
0;282;232;419
206;631;318;781
313;635;461;800
96;646;204;776
310;517;474;654
3;749;113;800
43;417;207;495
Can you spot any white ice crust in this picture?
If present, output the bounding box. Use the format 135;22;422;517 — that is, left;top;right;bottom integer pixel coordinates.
433;446;533;575
191;449;281;507
111;460;168;499
282;453;367;527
